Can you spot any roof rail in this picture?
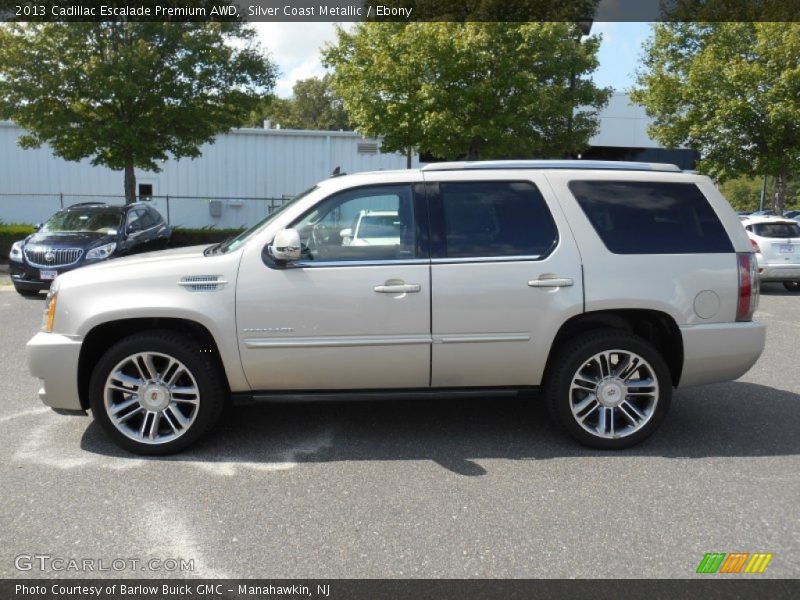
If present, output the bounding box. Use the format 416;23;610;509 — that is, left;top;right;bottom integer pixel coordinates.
420;160;682;173
67;201;108;207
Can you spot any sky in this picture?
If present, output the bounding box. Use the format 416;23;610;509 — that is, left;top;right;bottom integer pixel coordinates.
252;22;654;98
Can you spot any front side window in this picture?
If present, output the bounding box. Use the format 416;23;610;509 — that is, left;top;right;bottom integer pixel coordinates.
137;209;156;230
569;180;733;254
438;181;558;259
291;184;416;262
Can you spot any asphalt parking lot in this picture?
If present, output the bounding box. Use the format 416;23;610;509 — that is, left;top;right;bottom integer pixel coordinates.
0;276;798;579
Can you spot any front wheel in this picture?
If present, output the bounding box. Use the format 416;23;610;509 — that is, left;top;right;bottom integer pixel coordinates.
88;331;226;455
544;329;672;450
783;281;800;292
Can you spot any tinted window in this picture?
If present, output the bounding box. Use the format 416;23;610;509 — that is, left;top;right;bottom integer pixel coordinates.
752;222;800;238
147;207;164;225
439;181;557;258
137;209;156;229
291;185;416;262
569;181;733;254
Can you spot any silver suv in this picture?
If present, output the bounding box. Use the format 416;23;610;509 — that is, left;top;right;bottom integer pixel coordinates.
26;161;766;455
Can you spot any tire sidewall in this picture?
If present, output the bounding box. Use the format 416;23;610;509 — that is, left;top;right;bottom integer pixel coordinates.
88;332;224;456
548;331;672;450
783;281;800;292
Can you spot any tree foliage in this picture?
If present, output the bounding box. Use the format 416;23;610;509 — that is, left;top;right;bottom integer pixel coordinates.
323;22;610;161
632;23;800;212
0;22;276;203
248;74;351;131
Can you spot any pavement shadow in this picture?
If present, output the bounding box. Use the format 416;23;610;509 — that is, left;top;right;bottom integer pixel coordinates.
760;282;800;296
80;380;800;475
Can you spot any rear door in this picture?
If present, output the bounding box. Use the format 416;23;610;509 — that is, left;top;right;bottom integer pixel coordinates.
424;171;584;387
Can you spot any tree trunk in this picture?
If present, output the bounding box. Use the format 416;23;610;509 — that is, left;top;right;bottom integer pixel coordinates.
773;173;788;215
467;139;481;161
124;158;136;205
406;148;412;169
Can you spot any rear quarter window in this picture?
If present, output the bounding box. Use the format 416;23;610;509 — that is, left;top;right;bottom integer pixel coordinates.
568;180;733;254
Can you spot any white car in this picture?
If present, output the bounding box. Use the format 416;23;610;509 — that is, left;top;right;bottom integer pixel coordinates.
26;160;766;455
742;216;800;292
340;210;401;247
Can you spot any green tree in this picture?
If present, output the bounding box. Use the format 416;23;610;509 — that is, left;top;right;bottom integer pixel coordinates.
323;22;610;163
0;22;276;203
248;74;351;131
718;177;766;212
632;23;800;213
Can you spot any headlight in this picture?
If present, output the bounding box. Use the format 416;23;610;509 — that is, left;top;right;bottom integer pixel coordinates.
42;283;59;332
85;242;117;260
9;241;24;263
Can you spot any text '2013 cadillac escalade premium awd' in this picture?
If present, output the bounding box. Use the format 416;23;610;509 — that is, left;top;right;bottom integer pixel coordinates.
26;161;766;455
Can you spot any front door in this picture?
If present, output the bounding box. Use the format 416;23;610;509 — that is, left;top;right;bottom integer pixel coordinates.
423;172;584;387
236;183;432;391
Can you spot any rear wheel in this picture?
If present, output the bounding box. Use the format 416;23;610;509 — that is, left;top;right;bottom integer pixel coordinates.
783;281;800;292
544;329;672;450
88;331;226;455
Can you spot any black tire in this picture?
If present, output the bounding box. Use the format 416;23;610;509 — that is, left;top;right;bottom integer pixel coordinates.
783;281;800;292
88;331;227;455
14;284;40;297
544;329;672;450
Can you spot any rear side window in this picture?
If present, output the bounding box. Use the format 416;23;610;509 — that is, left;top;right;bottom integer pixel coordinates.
751;222;800;238
568;181;733;254
439;181;557;258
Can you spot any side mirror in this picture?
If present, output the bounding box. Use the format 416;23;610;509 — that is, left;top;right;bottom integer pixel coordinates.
268;228;301;262
339;228;352;239
34;223;42;231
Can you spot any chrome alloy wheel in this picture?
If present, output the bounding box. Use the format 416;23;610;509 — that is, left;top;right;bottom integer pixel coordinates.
568;349;659;439
103;352;200;445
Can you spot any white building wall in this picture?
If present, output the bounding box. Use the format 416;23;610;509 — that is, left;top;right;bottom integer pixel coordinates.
0;124;417;227
0;93;660;227
588;92;659;149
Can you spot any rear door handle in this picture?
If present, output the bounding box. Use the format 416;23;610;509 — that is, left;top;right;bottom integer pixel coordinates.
528;277;574;288
374;283;421;294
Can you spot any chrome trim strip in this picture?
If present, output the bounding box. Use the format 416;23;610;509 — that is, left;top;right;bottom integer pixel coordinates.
431;255;542;264
244;335;432;349
291;258;430;268
435;333;531;344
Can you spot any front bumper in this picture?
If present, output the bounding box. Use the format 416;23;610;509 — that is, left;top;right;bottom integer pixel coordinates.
678;321;766;388
10;261;74;290
26;331;84;412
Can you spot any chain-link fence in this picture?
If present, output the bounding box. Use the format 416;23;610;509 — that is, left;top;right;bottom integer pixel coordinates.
0;193;291;229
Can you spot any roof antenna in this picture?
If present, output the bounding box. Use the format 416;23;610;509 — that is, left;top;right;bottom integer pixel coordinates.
331;166;345;177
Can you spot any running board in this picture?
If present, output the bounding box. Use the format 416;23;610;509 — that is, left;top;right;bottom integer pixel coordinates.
232;387;538;405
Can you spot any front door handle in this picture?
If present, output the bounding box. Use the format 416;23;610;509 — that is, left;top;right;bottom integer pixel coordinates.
374;282;421;294
528;277;574;288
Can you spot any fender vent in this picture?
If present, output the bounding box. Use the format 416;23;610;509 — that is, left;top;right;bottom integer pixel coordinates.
178;275;227;292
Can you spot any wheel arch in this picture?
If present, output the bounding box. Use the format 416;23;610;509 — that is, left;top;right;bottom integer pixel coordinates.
543;309;684;388
77;318;228;411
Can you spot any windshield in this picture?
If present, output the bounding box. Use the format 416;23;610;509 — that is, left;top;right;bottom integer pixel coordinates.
753;222;800;239
217;186;318;254
41;208;122;234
